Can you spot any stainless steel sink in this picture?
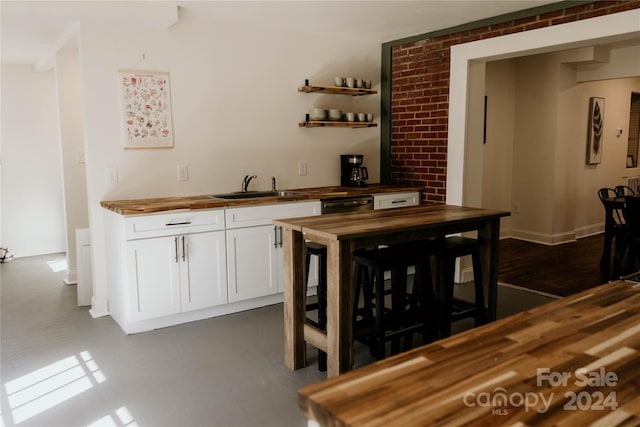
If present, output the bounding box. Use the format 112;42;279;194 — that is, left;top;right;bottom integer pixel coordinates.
210;191;306;200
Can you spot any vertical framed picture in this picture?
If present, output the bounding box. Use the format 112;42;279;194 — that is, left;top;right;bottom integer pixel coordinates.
586;97;604;165
118;69;174;149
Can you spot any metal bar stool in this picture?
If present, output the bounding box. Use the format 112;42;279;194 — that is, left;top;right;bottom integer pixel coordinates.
352;244;435;360
432;236;486;338
304;242;327;371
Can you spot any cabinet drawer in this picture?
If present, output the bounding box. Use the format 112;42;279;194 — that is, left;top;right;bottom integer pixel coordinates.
124;209;225;240
225;201;321;229
373;192;420;210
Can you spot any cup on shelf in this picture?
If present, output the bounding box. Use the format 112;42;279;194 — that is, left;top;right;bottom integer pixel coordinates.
357;112;366;122
365;81;372;89
328;109;343;121
355;79;363;88
346;77;356;88
334;76;345;87
346;112;356;122
366;113;374;122
309;108;327;121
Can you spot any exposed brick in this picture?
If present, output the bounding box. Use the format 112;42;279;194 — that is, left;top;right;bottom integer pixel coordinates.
390;1;640;203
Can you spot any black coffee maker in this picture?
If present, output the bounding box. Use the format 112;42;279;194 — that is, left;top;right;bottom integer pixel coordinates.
341;154;368;187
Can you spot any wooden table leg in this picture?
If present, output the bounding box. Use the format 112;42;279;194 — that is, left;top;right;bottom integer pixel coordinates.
478;218;500;322
282;226;306;370
325;239;354;377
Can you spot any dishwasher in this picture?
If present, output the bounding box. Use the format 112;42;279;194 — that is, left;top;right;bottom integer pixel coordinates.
320;195;374;214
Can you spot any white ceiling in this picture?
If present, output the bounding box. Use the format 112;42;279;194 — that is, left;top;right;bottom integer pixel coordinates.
1;0;559;66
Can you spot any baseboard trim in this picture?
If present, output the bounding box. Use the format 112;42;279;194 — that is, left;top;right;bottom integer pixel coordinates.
63;269;77;285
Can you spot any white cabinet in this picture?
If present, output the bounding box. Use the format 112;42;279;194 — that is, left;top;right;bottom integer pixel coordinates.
373;191;420;210
106;209;227;330
226;225;278;302
127;236;181;320
225;201;321;302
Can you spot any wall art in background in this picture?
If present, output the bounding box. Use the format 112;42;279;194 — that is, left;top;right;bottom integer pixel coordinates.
586;96;605;165
118;69;173;149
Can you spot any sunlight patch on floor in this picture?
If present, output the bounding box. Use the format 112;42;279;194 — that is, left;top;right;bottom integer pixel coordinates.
4;351;104;424
87;406;138;427
46;257;67;273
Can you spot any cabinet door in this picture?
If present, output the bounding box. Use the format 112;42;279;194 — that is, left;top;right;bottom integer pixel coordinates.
180;231;228;312
127;236;181;321
226;225;278;302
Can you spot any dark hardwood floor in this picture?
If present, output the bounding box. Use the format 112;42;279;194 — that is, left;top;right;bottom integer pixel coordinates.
498;234;608;297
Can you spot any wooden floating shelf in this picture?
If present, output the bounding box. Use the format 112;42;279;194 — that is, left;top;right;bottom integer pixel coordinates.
299;121;377;128
298;85;377;96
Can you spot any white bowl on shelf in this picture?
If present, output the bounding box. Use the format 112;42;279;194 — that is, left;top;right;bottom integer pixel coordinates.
309;108;327;121
328;109;342;121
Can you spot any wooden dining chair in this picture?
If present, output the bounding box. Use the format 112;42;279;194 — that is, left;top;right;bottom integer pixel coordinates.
598;188;625;225
598;188;628;278
617;195;640;274
615;185;635;196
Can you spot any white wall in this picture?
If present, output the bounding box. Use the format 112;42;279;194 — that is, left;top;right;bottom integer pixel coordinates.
1;64;66;257
483;50;640;244
55;52;89;284
75;10;383;316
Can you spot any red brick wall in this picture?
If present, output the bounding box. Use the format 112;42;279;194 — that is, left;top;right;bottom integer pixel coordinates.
390;1;640;203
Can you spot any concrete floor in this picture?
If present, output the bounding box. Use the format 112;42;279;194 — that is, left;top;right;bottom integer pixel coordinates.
1;253;556;427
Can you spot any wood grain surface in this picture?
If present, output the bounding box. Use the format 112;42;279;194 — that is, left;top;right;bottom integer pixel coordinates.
298;280;640;426
100;184;422;215
278;205;510;377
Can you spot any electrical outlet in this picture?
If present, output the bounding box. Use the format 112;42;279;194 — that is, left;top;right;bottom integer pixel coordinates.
513;202;520;213
105;167;118;184
298;161;307;176
177;165;189;182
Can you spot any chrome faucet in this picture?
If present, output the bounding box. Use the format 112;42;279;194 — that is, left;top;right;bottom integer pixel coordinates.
241;174;257;192
271;176;277;192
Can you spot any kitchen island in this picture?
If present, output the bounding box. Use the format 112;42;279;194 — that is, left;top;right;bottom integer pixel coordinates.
298;279;640;426
274;204;510;377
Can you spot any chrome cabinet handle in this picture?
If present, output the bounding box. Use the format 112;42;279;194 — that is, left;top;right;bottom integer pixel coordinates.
274;226;278;249
174;237;179;263
391;199;408;204
165;221;192;226
278;226;283;248
181;236;186;262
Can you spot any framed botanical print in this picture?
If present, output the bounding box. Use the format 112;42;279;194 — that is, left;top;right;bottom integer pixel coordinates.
118;69;173;149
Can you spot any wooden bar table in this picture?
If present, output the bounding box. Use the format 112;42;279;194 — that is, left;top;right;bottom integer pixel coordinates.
298;279;640;426
274;204;510;378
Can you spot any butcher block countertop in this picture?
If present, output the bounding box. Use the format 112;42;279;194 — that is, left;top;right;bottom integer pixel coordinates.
100;184;422;215
298;279;640;426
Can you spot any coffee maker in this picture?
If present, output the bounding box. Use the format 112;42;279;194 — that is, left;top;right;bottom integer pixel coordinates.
341;154;369;187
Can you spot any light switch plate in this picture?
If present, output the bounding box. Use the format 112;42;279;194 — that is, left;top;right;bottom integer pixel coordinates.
178;165;189;182
298;161;307;176
105;167;118;184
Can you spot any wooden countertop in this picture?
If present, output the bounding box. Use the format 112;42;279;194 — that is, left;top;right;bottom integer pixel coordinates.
274;204;509;241
298;279;640;426
100;184;422;215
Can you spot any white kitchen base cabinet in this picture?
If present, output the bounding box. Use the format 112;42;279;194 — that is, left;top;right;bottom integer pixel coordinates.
104;201;320;334
226;225;278;302
225;201;321;303
127;236;181;321
127;230;228;322
106;209;235;334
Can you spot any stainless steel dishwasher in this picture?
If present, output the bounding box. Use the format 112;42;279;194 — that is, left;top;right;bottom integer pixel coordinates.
321;195;374;214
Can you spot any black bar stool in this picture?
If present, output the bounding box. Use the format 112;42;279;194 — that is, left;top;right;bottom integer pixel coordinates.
304;242;327;371
432;236;486;338
352;244;435;360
